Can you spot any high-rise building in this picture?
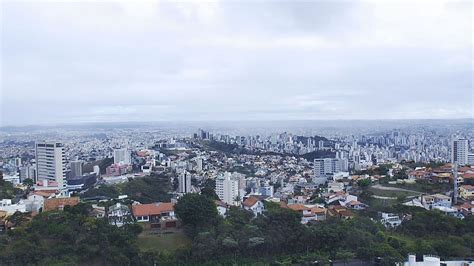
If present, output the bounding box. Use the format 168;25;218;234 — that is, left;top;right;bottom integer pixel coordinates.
468;154;474;166
215;172;239;206
318;140;324;149
451;138;469;165
195;157;203;172
314;158;348;178
70;160;83;178
178;171;192;194
113;148;131;165
35;142;66;188
19;165;36;182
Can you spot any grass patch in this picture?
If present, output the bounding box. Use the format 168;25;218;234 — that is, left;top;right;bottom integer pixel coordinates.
384;182;451;194
137;230;191;252
369;188;420;198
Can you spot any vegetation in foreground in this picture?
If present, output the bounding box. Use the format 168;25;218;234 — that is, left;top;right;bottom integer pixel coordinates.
1;194;473;265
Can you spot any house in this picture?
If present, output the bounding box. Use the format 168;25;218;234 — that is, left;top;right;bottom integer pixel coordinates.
108;202;133;227
23;194;44;213
401;254;474;266
287;195;310;204
43;197;79;212
380;212;402;228
454;202;473;216
327;181;344;193
460;185;474;200
242;196;265;216
91;204;106;218
215;200;229;217
287;204;327;224
132;202;177;229
327;205;354;219
408;169;430;180
346;200;367;210
0;199;26;215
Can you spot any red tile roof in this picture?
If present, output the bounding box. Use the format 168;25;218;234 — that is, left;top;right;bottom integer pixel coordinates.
44;197;79;212
242;196;260;208
132;202;174;217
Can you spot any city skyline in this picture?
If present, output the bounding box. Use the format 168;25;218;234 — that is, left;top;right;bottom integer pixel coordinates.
1;0;472;126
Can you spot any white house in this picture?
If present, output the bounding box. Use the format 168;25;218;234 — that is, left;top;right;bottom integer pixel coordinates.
0;199;26;215
380;212;402;228
242;196;265;216
23;195;44;213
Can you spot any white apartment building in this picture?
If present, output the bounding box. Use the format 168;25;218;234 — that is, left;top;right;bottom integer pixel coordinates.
314;158;348;178
113;148;131;165
215;172;239;206
178;171;192;194
35;142;66;188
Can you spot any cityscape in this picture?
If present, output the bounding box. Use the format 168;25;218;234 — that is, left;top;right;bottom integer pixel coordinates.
0;120;473;265
1;0;473;265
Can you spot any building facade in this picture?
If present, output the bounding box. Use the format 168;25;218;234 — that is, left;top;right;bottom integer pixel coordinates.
35;142;66;188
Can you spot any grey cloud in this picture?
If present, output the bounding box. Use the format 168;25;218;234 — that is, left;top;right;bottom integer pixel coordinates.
0;1;472;126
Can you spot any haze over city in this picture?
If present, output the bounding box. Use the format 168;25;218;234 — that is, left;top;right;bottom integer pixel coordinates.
1;0;472;126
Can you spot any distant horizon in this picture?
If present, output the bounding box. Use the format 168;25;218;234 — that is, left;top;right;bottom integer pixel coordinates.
1;117;473;129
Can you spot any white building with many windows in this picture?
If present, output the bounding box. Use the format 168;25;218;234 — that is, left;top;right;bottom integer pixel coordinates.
35;142;66;188
215;172;240;206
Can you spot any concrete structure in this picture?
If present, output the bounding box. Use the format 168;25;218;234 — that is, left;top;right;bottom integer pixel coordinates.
216;172;239;206
0;199;26;215
468;153;474;165
452;138;469;165
313;158;348;178
132;202;177;229
402;254;474;266
35;142;66;188
113;148;131;165
380;212;402;227
70;160;83;178
178;171;192;194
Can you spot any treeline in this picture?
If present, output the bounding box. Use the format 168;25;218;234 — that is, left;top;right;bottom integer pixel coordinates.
0;204;145;265
171;194;474;265
1;193;473;265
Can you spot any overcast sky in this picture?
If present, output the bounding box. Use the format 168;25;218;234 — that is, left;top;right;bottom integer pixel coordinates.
1;0;472;126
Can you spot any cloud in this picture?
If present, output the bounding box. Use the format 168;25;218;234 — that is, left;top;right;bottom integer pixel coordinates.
0;0;472;126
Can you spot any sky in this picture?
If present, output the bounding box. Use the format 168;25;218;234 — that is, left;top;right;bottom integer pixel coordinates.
0;0;472;126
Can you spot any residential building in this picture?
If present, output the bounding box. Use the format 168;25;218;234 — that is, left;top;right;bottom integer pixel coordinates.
380;212;402;227
113;148;131;165
313;158;348;178
459;185;474;200
215;172;240;206
35;142;66;188
178;171;192;194
43;197;79;212
108;202;133;227
242;196;265;216
452;138;469;165
132;202;177;229
0;199;26;215
106;164;131;176
70;160;83;178
287;204;327;224
401;254;474;266
468;153;474;165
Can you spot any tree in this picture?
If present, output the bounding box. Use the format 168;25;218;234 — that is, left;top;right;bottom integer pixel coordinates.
357;179;371;188
200;179;219;200
175;193;218;229
23;178;34;188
